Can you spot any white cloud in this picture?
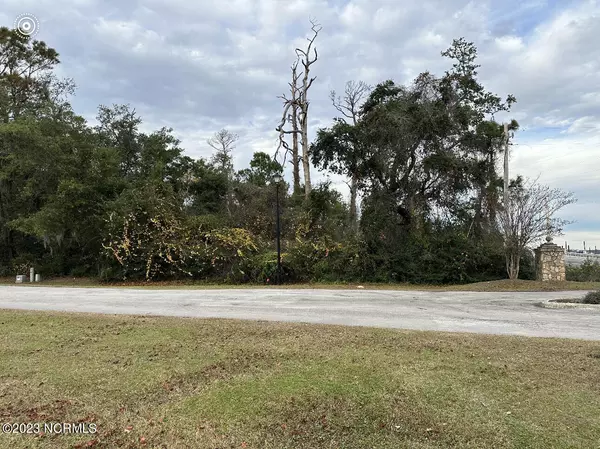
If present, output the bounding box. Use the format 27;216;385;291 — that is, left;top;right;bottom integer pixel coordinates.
495;35;524;51
340;2;365;28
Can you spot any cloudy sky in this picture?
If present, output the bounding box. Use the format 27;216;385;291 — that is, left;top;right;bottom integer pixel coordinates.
2;0;599;249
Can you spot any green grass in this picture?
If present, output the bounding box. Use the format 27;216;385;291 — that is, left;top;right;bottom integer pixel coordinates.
1;311;599;448
2;276;600;292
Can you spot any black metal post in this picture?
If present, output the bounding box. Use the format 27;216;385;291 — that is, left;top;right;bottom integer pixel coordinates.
276;182;282;285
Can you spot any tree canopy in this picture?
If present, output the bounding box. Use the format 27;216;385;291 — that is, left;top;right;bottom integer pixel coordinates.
0;27;573;284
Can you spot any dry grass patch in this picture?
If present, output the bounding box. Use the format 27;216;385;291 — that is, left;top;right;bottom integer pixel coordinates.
2;277;600;292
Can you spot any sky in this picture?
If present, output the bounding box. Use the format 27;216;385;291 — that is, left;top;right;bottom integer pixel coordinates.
2;0;599;250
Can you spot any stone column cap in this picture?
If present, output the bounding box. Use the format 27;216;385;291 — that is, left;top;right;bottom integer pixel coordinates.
535;242;565;252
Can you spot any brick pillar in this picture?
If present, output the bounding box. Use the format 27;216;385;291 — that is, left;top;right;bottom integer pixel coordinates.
534;238;566;282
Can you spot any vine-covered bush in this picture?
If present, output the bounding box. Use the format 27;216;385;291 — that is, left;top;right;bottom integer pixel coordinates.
186;226;258;281
101;188;258;281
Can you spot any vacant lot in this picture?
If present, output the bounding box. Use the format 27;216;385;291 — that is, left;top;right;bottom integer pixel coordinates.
1;311;599;449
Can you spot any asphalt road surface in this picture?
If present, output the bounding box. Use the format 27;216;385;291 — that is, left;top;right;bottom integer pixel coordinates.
1;287;599;340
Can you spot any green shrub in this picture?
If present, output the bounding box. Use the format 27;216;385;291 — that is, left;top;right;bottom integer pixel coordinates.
9;254;38;276
98;265;124;282
241;252;277;283
566;259;600;282
284;240;323;282
582;290;600;304
187;214;228;232
238;251;293;284
286;238;357;283
188;227;259;281
69;264;94;278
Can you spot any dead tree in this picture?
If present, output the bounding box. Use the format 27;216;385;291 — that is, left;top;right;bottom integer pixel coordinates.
277;19;321;199
290;62;301;195
330;80;371;228
330;80;371;125
275;60;302;195
208;128;238;174
207;128;238;215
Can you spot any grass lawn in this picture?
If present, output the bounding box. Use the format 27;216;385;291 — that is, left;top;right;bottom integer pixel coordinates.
0;311;599;448
2;277;600;292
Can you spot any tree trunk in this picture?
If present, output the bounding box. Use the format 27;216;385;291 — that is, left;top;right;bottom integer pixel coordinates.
506;249;520;280
223;168;232;217
472;185;484;239
0;226;12;266
301;105;311;198
485;151;497;232
225;191;232;217
291;104;301;195
396;204;412;228
0;180;14;266
349;172;358;230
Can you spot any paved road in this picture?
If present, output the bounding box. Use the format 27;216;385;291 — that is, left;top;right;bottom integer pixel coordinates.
1;287;599;340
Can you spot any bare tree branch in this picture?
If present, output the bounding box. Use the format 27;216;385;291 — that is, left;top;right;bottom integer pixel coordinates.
276;20;322;197
207;128;239;216
498;176;577;279
295;19;321;67
207;128;238;154
330;80;372;125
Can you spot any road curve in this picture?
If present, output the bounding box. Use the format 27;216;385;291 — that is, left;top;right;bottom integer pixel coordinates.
1;287;599;340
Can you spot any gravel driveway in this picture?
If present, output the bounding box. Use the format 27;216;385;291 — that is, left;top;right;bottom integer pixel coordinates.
1;286;599;340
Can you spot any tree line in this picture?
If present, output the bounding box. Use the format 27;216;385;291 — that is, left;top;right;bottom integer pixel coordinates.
0;25;575;284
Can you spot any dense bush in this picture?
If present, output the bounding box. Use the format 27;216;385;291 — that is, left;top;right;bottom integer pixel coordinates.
101;186;259;281
582;290;600;305
237;251;294;284
566;259;600;282
187;227;258;282
271;230;518;285
101;187;188;280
